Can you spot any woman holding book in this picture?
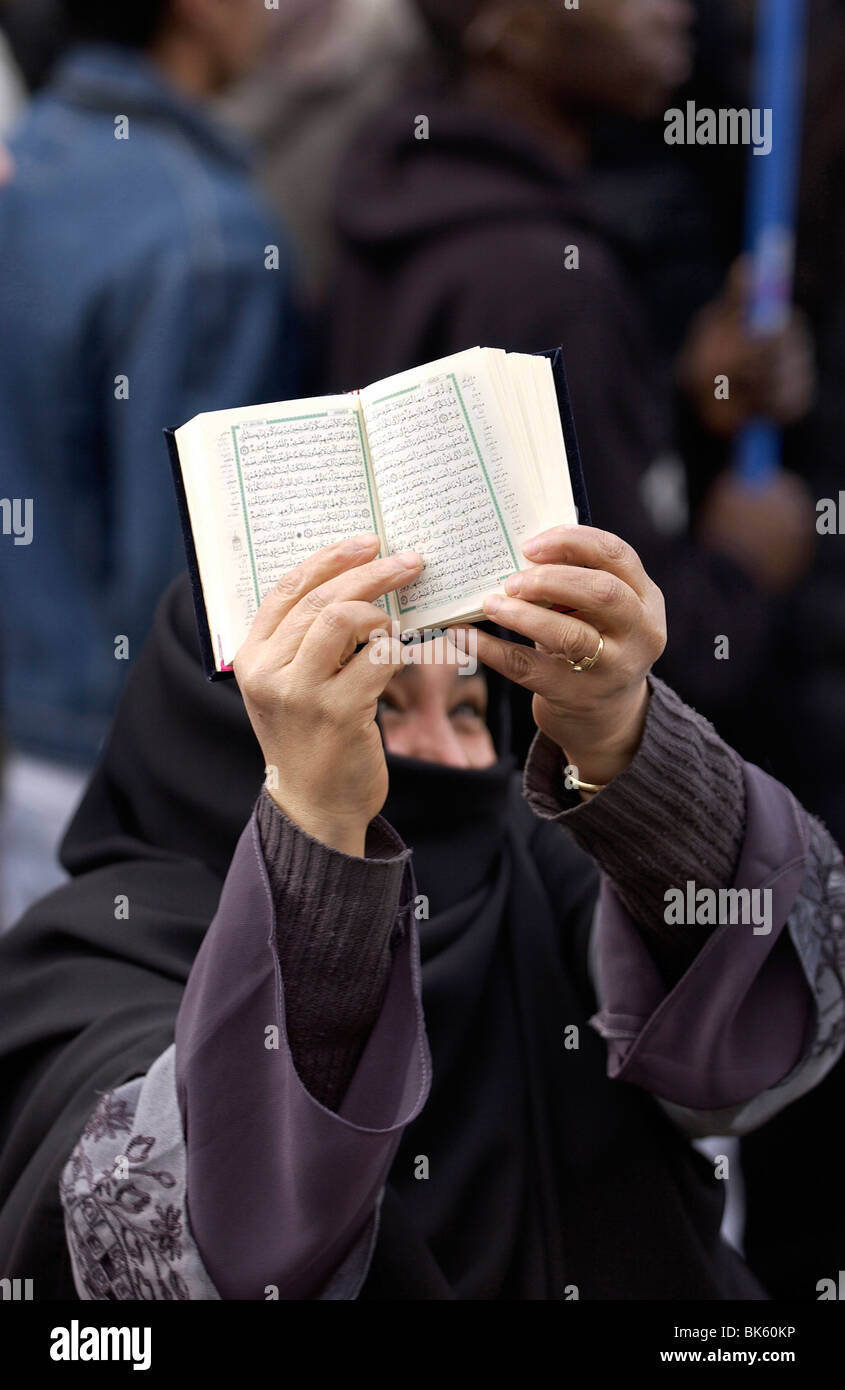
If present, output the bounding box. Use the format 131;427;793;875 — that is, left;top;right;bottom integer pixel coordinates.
0;526;842;1300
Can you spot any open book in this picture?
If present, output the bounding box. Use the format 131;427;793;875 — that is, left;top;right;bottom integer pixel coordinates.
166;346;589;679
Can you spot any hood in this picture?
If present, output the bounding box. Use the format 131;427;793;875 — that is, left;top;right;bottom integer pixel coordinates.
333;76;669;268
332;75;610;255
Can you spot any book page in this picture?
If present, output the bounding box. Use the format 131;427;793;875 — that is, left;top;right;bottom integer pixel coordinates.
184;397;384;668
360;349;541;630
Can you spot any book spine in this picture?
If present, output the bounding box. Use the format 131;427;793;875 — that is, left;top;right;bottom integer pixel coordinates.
536;346;592;526
163;427;230;682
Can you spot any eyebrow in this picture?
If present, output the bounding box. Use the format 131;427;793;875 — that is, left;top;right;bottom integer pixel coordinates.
396;663;487;696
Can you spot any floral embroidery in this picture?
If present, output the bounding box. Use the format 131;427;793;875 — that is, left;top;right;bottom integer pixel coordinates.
786;817;845;1067
81;1092;133;1144
60;1086;188;1300
150;1204;183;1261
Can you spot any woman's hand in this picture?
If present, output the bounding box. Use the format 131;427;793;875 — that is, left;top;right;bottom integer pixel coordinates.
233;534;424;855
467;525;667;793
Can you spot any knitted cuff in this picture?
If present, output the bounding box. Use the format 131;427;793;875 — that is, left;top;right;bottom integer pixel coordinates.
256;787;412;1109
522;675;747;952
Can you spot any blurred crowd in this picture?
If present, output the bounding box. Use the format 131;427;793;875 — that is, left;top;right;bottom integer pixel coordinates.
1;0;844;927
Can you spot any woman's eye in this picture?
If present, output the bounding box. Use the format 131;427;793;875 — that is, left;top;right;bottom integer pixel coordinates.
377;697;401;718
450;703;483;721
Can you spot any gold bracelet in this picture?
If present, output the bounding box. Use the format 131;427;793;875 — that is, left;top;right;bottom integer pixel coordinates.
562;762;608;794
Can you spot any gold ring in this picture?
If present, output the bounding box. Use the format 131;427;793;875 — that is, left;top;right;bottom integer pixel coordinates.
567;633;604;673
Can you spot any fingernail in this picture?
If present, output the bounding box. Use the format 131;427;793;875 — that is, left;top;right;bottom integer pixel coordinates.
395;549;422;566
522;537;541;557
503;573;521;596
348;532;379;550
483;594;502;614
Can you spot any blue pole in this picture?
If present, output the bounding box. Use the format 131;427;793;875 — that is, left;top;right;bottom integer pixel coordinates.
733;0;808;486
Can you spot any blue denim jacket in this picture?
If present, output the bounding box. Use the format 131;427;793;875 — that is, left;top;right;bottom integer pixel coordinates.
0;44;303;765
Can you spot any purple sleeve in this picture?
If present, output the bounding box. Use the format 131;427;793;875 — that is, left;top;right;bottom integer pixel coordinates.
173;811;431;1300
522;676;819;1115
591;764;813;1109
